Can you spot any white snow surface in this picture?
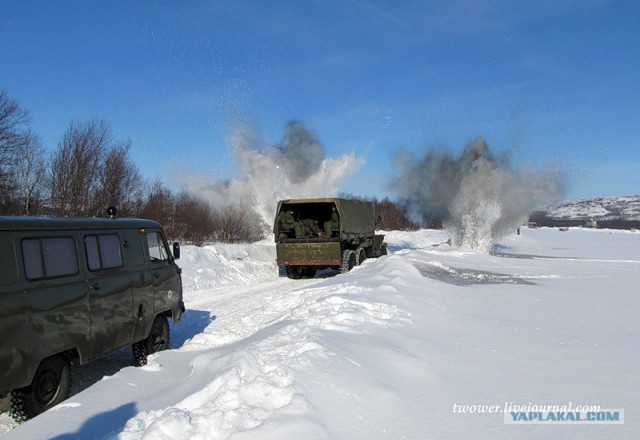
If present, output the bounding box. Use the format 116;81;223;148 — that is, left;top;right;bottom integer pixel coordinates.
1;227;639;439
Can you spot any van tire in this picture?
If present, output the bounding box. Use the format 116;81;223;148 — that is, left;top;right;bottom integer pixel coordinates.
10;355;71;421
133;315;170;366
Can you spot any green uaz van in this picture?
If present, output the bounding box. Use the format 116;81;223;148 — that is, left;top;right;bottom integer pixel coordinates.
0;216;184;420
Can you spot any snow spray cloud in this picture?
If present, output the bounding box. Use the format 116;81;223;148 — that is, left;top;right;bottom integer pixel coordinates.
176;121;363;236
391;138;561;252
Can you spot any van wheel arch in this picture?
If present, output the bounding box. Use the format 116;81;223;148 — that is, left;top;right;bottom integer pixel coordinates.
10;354;72;421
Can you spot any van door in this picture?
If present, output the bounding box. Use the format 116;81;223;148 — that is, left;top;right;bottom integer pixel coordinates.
125;229;155;344
145;229;181;318
84;232;134;359
0;235;29;392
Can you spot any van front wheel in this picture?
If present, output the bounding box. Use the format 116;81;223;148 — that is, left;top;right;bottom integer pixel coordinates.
11;355;71;421
133;315;170;366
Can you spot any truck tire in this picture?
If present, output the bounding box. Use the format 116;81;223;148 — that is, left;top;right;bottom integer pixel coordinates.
303;267;317;278
286;265;304;279
380;243;388;256
356;247;367;265
133;315;170;366
340;250;356;273
10;355;71;421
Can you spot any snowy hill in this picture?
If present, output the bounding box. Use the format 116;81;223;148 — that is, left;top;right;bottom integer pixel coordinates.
1;228;639;439
536;194;640;221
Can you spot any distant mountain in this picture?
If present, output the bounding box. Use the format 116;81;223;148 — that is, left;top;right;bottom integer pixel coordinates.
529;195;640;229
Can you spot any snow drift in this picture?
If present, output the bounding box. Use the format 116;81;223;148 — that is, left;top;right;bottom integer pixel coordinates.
1;227;638;439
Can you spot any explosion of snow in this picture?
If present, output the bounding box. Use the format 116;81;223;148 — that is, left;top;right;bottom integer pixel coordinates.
175;121;363;237
392;138;561;252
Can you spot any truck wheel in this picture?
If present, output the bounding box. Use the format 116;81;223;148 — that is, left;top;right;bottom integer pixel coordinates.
340;250;356;273
380;243;388;256
133;315;170;366
303;267;317;278
286;265;304;279
356;247;367;265
10;355;71;421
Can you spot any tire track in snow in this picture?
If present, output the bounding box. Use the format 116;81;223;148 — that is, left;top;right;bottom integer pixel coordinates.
179;277;322;349
119;269;407;439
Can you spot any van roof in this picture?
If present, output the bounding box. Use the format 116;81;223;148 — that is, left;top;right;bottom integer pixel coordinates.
0;216;162;231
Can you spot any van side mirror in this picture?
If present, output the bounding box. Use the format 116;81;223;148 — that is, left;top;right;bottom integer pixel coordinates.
173;242;181;259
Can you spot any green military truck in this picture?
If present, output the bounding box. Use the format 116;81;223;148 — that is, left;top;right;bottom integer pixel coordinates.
274;198;387;278
0;215;184;420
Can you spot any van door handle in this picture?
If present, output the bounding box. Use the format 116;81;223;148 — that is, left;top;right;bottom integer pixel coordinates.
90;282;101;290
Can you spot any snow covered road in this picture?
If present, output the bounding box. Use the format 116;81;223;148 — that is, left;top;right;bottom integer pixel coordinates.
1;228;638;439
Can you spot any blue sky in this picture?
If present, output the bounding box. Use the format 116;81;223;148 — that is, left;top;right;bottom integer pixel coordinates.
1;0;638;201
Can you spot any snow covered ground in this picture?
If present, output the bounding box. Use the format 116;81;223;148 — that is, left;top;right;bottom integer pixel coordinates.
542;194;640;220
1;227;638;439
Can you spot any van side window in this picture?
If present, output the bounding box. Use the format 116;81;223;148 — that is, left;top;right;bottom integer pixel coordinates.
147;231;169;262
85;234;123;271
22;237;79;280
